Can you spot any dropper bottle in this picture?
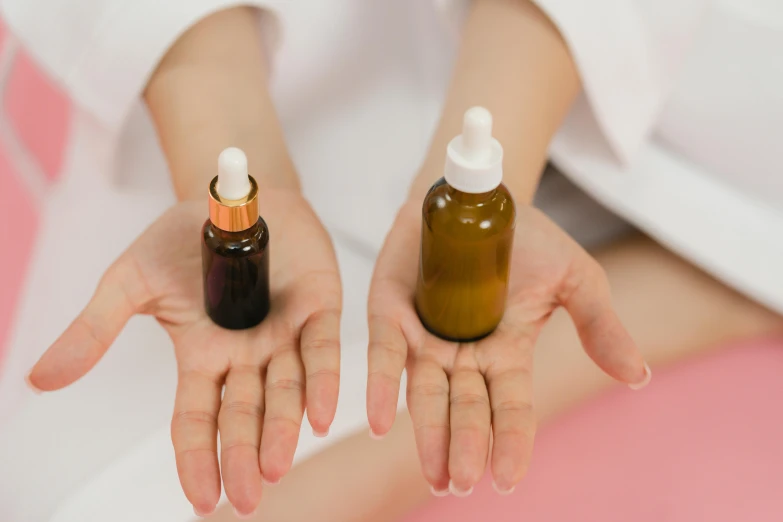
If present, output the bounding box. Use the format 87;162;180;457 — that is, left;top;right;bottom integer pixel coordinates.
415;107;516;341
202;147;271;329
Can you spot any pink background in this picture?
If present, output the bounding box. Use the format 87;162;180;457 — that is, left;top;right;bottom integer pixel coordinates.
0;18;71;368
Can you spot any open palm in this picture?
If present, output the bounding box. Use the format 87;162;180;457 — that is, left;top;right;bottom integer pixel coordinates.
27;190;342;517
367;199;648;496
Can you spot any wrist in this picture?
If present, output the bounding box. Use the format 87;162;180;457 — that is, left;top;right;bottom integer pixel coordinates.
410;0;579;206
165;122;301;202
144;6;300;201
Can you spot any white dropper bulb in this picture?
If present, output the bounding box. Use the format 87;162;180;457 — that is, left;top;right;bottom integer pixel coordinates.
460;107;493;163
443;106;503;194
217;147;252;200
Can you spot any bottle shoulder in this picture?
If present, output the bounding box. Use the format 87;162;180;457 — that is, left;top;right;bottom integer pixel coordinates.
203;217;269;256
422;178;515;238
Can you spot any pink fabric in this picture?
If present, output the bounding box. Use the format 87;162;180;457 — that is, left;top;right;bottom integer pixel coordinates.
0;144;38;367
403;338;783;522
0;22;71;368
4;50;71;182
0;17;6;55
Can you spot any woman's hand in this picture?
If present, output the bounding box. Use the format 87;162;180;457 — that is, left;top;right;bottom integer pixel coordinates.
26;190;342;517
366;198;649;496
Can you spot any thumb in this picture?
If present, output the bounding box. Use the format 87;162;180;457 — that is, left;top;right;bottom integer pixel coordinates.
27;259;146;392
559;251;650;389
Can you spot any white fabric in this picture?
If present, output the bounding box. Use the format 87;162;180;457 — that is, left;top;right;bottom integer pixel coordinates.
0;0;283;131
0;0;781;520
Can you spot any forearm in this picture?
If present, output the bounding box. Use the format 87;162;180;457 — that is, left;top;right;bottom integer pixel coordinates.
144;6;299;201
410;0;580;203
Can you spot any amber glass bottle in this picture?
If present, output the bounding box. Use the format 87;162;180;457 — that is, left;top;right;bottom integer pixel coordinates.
415;107;515;341
201;148;271;330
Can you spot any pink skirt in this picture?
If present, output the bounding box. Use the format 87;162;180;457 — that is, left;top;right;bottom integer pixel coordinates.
403;338;783;522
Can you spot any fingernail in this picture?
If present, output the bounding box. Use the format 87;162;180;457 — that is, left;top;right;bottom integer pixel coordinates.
313;427;329;438
261;475;280;485
448;480;473;497
25;371;42;395
492;481;515;495
193;506;215;517
233;507;257;520
430;485;449;497
369;428;386;440
629;362;652;390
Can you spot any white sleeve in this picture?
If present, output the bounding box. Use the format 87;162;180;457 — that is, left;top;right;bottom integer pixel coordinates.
0;0;286;132
435;0;709;163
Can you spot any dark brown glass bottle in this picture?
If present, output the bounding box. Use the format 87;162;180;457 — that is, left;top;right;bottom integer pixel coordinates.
201;147;271;330
415;178;515;341
415;106;514;341
202;217;270;330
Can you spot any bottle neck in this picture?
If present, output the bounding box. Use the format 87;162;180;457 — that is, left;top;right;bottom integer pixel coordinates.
208;175;259;232
446;183;496;205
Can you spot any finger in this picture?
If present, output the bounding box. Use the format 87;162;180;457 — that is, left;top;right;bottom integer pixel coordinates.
485;359;535;494
448;369;491;496
367;315;408;437
260;347;305;483
300;309;341;436
218;366;264;517
366;203;421;435
172;369;223;516
560;255;649;387
371;203;421;287
407;358;450;492
28;260;146;391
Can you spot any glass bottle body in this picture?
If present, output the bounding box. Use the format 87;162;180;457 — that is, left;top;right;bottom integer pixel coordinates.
415;178;516;342
202;217;271;330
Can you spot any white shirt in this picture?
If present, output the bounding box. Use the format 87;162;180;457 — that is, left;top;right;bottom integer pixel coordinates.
3;0;782;304
0;1;780;521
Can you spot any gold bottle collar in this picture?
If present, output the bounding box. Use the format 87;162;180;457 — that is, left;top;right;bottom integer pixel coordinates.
208;175;259;232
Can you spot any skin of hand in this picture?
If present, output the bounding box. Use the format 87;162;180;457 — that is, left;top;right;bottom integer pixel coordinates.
367;0;649;496
25;7;342;518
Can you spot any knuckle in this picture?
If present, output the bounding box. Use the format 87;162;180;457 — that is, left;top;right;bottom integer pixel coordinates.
264;415;302;431
487;366;531;382
491;399;534;416
414;422;450;431
104;258;150;308
171;410;218;445
451;393;490;408
303;338;339;353
307;368;340;384
369;340;407;361
220;441;260;453
266;378;304;392
219;400;264;422
174;447;217;460
73;315;112;349
368;369;401;386
411;382;449;399
172;409;217;427
100;260;128;286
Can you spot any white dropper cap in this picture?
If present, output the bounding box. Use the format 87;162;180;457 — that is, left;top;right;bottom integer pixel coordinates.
444;107;503;194
216;147;252;200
